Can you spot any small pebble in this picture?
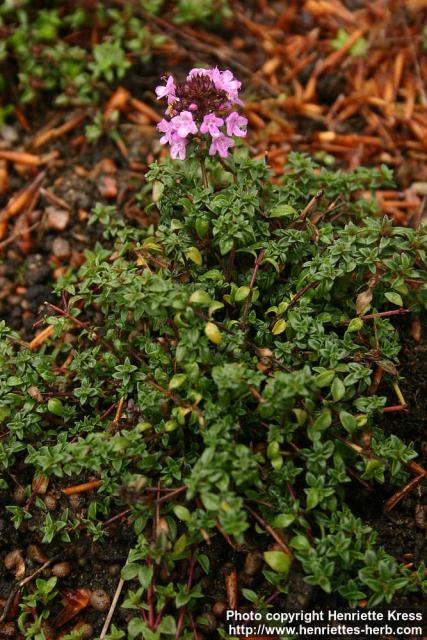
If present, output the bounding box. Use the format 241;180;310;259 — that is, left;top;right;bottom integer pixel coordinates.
27;544;48;564
244;551;263;576
45;207;70;231
13;485;26;504
4;549;25;578
98;175;118;199
0;125;18;143
0;622;17;638
52;561;71;578
44;494;57;511
52;237;71;259
4;549;23;570
108;563;121;576
89;589;111;612
24;255;51;286
68;494;82;511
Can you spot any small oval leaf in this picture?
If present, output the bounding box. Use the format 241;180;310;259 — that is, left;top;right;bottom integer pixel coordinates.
205;322;222;345
385;292;403;307
263;550;292;574
272;319;287;335
187;246;203;266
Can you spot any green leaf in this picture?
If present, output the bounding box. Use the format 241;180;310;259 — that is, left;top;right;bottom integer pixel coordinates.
339;410;358;434
47;398;64;417
175;590;190;608
158;615;176;635
173;505;191;521
168;374;187;390
205;322;222;345
187;246;203;266
189;290;211;306
121;563;140;581
269;204;296;218
271;513;296;528
290;534;311;553
235;286;251;302
138;565;154;589
306;487;320;510
219;237;234;255
201;492;220;510
164;419;178;432
152;180;164;203
209;301;224;316
267;441;280;459
271;455;283;470
311;409;332;431
347;318;364;333
195;217;209;239
331;377;346;401
272;319;287;335
385;292;403;307
197;554;210;574
263;550;292;573
173;534;188;554
314;370;335;388
241;588;258;603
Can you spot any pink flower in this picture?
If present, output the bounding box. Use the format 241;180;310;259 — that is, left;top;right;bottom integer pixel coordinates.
171;111;198;138
170;136;188;160
226;112;247;137
155;75;177;105
155;68;246;161
200;114;224;138
216;69;242;103
209;134;235;158
157;118;175;145
187;68;211;80
187;67;242;104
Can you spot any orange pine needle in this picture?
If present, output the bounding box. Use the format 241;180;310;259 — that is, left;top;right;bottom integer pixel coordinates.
0;160;9;196
29;325;55;351
130;98;161;124
62;479;103;495
0;150;42;166
104;86;130;119
0;172;45;239
32;112;87;149
114;397;125;424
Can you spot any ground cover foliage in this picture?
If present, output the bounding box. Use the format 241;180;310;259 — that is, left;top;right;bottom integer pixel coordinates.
1;149;427;637
0;0;230;119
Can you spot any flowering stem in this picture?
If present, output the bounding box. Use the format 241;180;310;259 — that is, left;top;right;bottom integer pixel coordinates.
225;242;236;281
200;157;209;189
241;250;265;328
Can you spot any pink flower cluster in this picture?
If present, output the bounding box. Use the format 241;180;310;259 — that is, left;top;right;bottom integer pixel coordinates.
155;68;247;160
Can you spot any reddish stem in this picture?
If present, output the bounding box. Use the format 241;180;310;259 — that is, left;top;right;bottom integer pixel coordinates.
147;560;155;630
175;551;196;639
383;404;407;413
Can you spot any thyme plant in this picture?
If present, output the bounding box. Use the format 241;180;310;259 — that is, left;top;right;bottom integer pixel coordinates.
1;70;427;637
